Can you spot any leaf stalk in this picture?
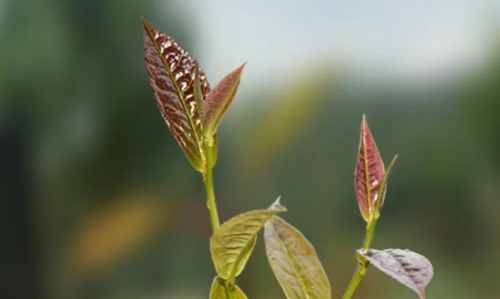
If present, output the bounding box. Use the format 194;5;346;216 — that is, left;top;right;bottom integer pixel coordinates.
340;217;378;299
204;145;220;232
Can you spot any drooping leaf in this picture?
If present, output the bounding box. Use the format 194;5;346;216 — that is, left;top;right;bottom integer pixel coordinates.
209;276;248;299
264;216;331;299
142;19;212;172
210;200;286;280
355;115;385;221
374;155;398;217
203;63;246;138
357;248;434;299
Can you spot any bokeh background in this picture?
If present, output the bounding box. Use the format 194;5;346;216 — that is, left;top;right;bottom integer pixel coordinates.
1;0;500;298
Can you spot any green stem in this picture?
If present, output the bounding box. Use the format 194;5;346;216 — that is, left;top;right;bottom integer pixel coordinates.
363;217;377;249
204;145;220;232
341;264;367;299
340;218;377;299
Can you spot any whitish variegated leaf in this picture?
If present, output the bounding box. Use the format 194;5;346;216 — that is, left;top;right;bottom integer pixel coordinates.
142;19;213;172
357;248;433;299
210;201;286;280
203;63;245;138
209;276;248;299
355;115;385;221
265;216;331;299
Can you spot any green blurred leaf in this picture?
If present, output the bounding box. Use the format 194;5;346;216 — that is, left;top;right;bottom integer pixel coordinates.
357;248;434;299
264;216;331;299
203;63;245;140
236;66;335;176
142;19;211;172
209;276;248;299
210;200;286;280
355;115;385;222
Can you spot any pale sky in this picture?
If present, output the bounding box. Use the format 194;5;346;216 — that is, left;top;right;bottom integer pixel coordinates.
174;0;499;86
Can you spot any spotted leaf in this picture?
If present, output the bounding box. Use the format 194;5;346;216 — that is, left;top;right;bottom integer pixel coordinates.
142;19;213;172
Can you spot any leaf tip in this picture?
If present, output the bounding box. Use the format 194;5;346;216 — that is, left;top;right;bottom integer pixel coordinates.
269;196;286;212
141;18;152;30
361;114;368;128
228;62;246;84
361;114;372;136
141;18;156;41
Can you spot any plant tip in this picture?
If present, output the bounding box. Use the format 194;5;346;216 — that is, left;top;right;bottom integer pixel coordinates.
141;18;151;29
269;196;286;211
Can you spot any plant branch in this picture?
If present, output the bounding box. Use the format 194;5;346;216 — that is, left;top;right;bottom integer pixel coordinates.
341;263;366;299
363;216;377;249
341;218;377;299
204;145;220;232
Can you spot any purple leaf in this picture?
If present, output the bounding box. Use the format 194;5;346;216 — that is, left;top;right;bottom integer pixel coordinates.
142;19;211;172
203;63;246;137
355;115;385;221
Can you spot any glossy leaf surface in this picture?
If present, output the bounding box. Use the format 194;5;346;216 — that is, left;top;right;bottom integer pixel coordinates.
210;202;286;280
264;216;331;299
355;115;385;221
142;20;211;171
203;63;245;137
357;248;433;299
209;276;248;299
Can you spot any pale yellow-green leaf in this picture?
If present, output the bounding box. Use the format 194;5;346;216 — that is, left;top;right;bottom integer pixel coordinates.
264;216;331;299
210;202;286;280
209;276;248;299
234;235;257;278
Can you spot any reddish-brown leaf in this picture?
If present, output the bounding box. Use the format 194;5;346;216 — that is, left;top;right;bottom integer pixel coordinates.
142;19;211;172
355;115;385;221
203;63;246;137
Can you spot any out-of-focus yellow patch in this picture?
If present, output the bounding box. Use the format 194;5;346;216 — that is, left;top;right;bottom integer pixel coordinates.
72;194;170;274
